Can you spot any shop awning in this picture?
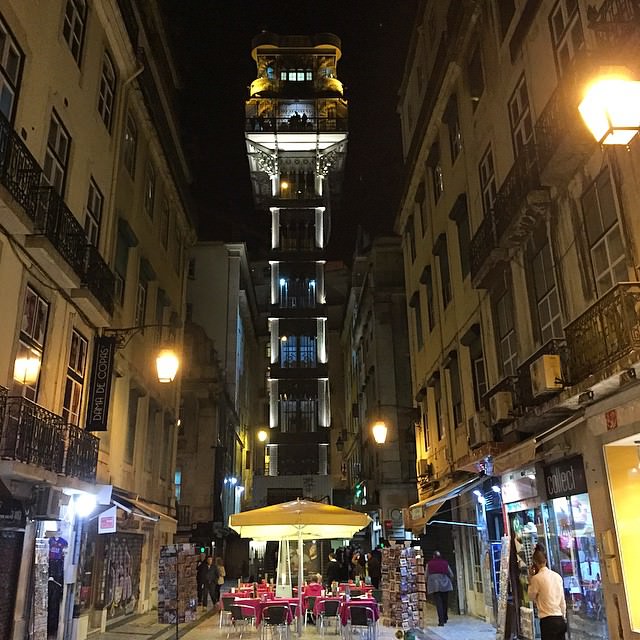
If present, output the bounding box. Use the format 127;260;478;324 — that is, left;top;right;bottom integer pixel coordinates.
407;475;485;533
111;490;176;525
491;439;537;476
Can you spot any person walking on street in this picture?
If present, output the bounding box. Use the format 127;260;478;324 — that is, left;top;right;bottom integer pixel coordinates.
366;551;381;589
528;545;567;640
215;556;226;603
202;556;219;608
324;551;341;591
426;551;454;626
196;552;208;607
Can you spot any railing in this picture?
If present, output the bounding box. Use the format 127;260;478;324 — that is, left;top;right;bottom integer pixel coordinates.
82;243;115;315
245;116;348;133
0;111;41;218
278;237;317;251
64;423;99;482
493;144;540;241
470;212;499;281
591;0;640;47
565;283;640;383
0;396;66;473
34;186;87;277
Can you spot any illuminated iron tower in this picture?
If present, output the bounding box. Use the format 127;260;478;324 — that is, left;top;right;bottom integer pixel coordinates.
245;33;348;500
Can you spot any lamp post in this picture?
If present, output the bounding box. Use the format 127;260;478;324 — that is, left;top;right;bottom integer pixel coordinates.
579;67;640;145
369;404;420;445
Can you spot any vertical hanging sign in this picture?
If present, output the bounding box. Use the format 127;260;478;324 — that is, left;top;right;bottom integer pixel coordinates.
85;336;116;431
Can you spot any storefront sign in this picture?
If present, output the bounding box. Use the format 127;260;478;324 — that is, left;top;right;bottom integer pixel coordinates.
0;496;25;528
98;506;117;534
86;336;116;431
543;455;588;499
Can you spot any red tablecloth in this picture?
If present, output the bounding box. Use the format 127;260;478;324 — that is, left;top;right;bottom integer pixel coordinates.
338;583;373;594
313;596;343;616
339;599;379;626
235;598;298;625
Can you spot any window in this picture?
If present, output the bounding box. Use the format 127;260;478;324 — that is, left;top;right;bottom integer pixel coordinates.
433;374;444;440
114;230;129;305
421;265;436;332
97;51;116;130
434;233;452;308
495;286;518;377
428;143;444;203
43;111;71;195
123;113;137;177
280;335;317;368
125;387;140;464
144;162;156;218
160;199;170;249
531;240;563;342
509;76;533;157
62;329;87;425
479;146;496;216
447;352;463;428
409;291;424;351
174;225;183;274
16;286;49;400
466;329;487;410
0;17;23;120
62;0;87;64
496;0;516;38
84;178;103;246
135;277;147;327
582;170;627;296
415;182;427;236
550;0;584;76
404;215;416;263
444;95;462;162
450;194;471;279
468;45;485;110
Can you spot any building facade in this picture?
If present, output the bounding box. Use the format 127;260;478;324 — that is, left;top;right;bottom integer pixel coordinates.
397;1;640;638
341;234;418;546
0;2;195;638
244;33;348;509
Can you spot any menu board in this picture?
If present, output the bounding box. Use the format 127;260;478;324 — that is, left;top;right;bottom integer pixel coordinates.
496;536;511;640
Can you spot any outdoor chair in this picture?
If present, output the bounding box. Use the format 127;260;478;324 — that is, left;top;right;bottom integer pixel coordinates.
261;604;290;640
228;604;256;640
219;594;237;627
319;599;340;637
349;589;364;598
304;596;317;627
344;606;376;640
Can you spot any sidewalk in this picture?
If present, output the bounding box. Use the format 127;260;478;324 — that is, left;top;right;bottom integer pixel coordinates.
420;604;496;640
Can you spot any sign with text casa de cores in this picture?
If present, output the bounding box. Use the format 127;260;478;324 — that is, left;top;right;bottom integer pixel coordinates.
86;336;116;431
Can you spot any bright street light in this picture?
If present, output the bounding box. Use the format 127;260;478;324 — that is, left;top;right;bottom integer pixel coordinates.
257;429;268;442
371;420;388;445
155;348;180;383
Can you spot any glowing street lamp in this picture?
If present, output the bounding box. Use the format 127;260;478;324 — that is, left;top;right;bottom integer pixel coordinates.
257;429;268;442
579;68;640;145
155;348;180;383
371;419;388;445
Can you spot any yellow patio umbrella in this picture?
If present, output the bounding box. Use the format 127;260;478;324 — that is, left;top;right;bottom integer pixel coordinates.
229;499;371;634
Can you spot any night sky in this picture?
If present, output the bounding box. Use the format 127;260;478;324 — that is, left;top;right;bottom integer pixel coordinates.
164;1;418;262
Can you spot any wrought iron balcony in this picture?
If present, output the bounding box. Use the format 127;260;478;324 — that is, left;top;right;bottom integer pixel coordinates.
34;186;87;277
0;396;99;482
565;282;640;384
0;396;66;474
0;112;41;220
590;0;640;48
245;116;348;133
82;243;115;315
470;145;549;288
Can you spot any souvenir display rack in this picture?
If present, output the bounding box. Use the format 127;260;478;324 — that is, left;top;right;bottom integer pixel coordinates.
380;545;426;630
158;543;198;624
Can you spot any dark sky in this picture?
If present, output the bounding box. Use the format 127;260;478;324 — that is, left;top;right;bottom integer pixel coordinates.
164;1;418;262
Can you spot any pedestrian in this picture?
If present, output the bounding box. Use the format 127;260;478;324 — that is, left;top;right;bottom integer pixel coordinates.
196;552;208;607
426;551;454;627
202;556;219;608
215;556;226;602
366;551;381;589
528;544;567;640
324;551;341;591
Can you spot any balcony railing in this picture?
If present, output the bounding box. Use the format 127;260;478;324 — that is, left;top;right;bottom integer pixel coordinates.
591;0;640;48
565;283;640;383
470;211;500;282
0;396;66;473
64;423;99;482
82;243;115;315
0;395;99;482
246;116;348;133
0;112;41;218
34;186;87;276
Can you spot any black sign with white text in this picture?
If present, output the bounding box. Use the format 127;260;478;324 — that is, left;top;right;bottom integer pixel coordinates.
543;455;588;500
85;336;116;431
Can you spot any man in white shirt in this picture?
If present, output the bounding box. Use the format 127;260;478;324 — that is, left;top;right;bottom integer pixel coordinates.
527;546;567;640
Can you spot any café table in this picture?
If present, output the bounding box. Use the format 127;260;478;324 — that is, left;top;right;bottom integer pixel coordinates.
236;597;299;625
338;598;379;626
312;596;343;617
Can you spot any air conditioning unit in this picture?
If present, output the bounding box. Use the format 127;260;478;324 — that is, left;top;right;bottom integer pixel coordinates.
31;486;62;520
468;410;490;448
417;459;433;478
530;354;563;398
489;391;513;423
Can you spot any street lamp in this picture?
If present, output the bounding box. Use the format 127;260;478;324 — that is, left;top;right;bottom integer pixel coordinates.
155;349;180;383
579;67;640;145
371;420;388;445
257;429;268;442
